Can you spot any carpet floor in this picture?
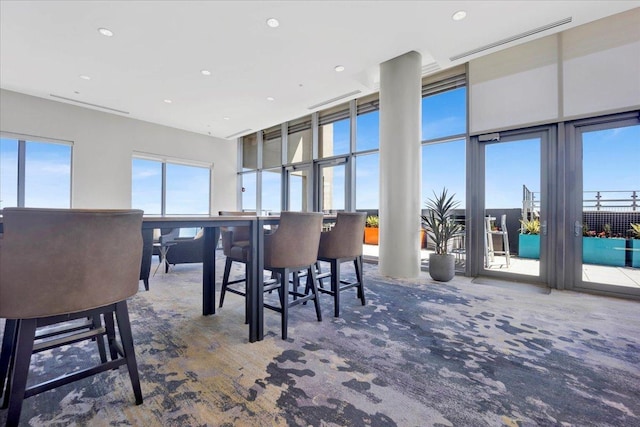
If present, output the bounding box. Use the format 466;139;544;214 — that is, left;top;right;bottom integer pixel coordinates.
1;254;639;426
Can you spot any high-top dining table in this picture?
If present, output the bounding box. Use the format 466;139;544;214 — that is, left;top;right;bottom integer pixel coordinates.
142;216;266;341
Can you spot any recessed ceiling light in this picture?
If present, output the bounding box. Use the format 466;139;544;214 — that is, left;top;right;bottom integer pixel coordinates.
79;75;91;80
223;117;230;121
201;69;211;76
452;10;467;21
266;18;280;28
164;99;172;104
98;27;114;37
334;65;345;72
266;96;275;101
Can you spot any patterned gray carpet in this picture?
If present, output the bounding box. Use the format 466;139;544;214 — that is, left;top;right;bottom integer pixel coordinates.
2;255;639;426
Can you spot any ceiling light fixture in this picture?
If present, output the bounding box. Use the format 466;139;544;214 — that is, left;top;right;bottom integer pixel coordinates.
98;27;114;37
201;69;211;76
334;65;345;72
266;96;275;101
452;10;467;21
79;75;91;80
266;18;280;28
223;117;230;121
164;99;172;104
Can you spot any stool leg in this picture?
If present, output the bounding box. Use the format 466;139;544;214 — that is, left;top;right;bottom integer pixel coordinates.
7;318;37;426
103;312;119;361
280;269;289;340
115;301;143;405
0;319;18;405
91;314;108;363
355;256;366;306
308;267;323;322
331;259;340;318
220;257;233;307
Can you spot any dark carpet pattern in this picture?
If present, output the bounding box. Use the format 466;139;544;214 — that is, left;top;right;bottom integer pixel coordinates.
2;256;639;426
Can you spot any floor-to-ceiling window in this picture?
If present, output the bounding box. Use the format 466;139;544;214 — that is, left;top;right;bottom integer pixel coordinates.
420;81;467;271
355;95;380;216
0;136;71;208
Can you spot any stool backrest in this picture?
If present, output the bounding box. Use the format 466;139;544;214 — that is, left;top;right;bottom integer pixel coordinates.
0;208;143;319
219;211;255;255
318;212;366;259
264;211;323;269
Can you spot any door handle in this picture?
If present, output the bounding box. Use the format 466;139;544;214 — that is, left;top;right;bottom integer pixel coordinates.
574;221;582;237
541;220;548;236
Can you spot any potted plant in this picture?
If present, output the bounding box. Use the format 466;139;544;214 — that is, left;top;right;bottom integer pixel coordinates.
629;223;640;268
421;188;463;282
518;217;540;259
364;215;379;245
582;223;626;267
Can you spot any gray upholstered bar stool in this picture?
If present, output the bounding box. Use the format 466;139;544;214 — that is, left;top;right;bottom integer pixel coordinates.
314;212;367;317
263;211;324;340
0;208;144;426
218;211;256;321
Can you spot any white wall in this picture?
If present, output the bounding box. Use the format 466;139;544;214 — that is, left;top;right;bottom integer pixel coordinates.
469;8;640;134
0;89;237;212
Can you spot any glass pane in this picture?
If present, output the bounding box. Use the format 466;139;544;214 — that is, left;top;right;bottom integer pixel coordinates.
319;118;350;158
24;141;71;208
422;140;466;270
485;138;540;277
355;153;379;211
421;87;466;141
263;136;282;169
261;168;281;215
320;164;345;212
166;163;210;215
582;124;640;288
0;138;18;208
287;128;312;164
242;134;258;171
132;159;162;215
356;110;379;152
132;159;162;214
288;168;309;212
422;139;466;208
241;172;257;212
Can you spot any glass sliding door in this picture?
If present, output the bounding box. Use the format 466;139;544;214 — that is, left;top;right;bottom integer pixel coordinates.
481;130;546;282
577;121;640;294
317;159;347;213
285;164;311;212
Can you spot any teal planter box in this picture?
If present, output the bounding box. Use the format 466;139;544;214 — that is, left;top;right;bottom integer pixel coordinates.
631;239;640;268
518;234;540;259
582;237;626;267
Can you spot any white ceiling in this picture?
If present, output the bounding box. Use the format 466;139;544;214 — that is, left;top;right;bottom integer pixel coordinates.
1;1;638;140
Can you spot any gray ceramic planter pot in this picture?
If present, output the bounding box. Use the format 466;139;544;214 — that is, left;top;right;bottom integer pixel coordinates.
428;253;455;282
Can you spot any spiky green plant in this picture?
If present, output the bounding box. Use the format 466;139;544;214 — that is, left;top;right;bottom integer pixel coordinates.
519;218;540;235
365;215;379;228
630;223;640;239
421;188;463;255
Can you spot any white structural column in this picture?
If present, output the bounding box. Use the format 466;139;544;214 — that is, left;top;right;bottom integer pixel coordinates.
378;51;422;278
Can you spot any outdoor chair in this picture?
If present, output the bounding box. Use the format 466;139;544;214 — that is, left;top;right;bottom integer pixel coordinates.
0;208;144;426
314;212;367;317
484;214;510;268
262;211;324;340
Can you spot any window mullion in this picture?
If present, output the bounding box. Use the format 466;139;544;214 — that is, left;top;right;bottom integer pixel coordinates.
17;140;26;207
